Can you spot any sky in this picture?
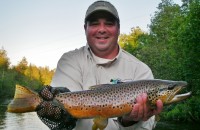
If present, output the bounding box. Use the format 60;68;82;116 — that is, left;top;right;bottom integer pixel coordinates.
0;0;182;69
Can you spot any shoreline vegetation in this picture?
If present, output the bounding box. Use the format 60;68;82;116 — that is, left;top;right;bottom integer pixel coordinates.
0;0;199;122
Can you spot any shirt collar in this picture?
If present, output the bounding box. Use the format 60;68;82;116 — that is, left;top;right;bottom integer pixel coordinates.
86;44;122;65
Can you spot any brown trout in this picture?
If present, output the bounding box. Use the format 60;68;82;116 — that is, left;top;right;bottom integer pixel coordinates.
7;79;191;130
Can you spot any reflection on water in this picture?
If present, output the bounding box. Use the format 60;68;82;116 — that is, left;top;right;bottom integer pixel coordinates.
2;112;49;130
0;99;48;130
0;105;6;130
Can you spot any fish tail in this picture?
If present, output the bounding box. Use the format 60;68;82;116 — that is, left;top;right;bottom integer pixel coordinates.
7;84;42;113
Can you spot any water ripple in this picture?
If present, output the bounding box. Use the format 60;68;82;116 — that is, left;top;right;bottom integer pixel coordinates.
2;112;49;130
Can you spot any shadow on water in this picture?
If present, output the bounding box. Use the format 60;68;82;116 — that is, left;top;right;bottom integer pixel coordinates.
0;99;9;130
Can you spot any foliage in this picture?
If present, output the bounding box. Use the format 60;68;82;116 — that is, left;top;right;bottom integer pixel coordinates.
15;57;28;74
0;48;55;98
119;27;145;53
0;47;10;69
161;96;200;122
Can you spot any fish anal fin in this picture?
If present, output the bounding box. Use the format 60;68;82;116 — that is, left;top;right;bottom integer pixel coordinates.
155;114;160;121
92;117;108;130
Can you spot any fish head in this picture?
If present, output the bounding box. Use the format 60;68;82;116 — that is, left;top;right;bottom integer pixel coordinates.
147;80;191;106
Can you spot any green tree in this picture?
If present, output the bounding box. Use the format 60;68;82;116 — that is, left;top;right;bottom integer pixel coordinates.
15;57;28;74
119;27;145;54
39;66;54;85
149;0;181;44
169;0;199;84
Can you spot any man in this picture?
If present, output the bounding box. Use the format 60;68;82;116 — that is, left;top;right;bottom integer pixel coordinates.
38;1;163;130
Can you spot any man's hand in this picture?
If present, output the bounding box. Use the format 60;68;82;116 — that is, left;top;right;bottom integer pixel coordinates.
119;93;163;127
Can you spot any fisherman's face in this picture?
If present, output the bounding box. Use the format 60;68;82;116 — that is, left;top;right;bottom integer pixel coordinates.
84;12;120;58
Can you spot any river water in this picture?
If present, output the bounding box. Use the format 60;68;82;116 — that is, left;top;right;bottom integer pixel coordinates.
0;100;199;130
0;99;48;130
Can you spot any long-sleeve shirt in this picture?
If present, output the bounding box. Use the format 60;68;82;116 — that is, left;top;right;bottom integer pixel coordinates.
51;45;156;130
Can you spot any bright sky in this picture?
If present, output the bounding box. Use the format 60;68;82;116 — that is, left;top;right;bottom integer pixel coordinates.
0;0;182;69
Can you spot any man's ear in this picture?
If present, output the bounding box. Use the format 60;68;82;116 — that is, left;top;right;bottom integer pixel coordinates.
84;24;87;30
84;24;87;34
118;29;120;36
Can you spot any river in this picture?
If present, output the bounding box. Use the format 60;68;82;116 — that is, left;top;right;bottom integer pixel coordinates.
0;100;199;130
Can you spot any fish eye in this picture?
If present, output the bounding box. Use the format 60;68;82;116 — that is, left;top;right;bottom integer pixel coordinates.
168;84;176;90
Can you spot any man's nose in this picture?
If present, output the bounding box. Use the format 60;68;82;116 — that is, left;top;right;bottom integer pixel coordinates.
98;24;107;33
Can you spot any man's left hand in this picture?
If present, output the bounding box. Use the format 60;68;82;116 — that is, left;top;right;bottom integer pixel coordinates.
119;93;163;126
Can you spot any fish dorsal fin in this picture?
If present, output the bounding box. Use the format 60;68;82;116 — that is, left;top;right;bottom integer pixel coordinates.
89;79;125;90
89;84;111;90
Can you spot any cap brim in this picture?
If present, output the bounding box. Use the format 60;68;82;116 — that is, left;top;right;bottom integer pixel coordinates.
85;9;119;22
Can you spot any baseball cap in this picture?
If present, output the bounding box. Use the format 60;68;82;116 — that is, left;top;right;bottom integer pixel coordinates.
85;0;119;23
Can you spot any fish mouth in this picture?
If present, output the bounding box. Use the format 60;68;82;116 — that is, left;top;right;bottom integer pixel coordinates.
172;91;192;102
166;81;192;105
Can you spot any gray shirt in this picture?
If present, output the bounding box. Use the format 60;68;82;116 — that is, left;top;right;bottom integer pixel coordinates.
51;45;156;130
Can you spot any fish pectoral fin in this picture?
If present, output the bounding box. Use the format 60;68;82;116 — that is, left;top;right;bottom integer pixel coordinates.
155;114;160;121
92;117;108;130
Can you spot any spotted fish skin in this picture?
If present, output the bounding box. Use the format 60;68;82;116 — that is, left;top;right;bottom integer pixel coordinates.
56;82;145;118
54;79;190;119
